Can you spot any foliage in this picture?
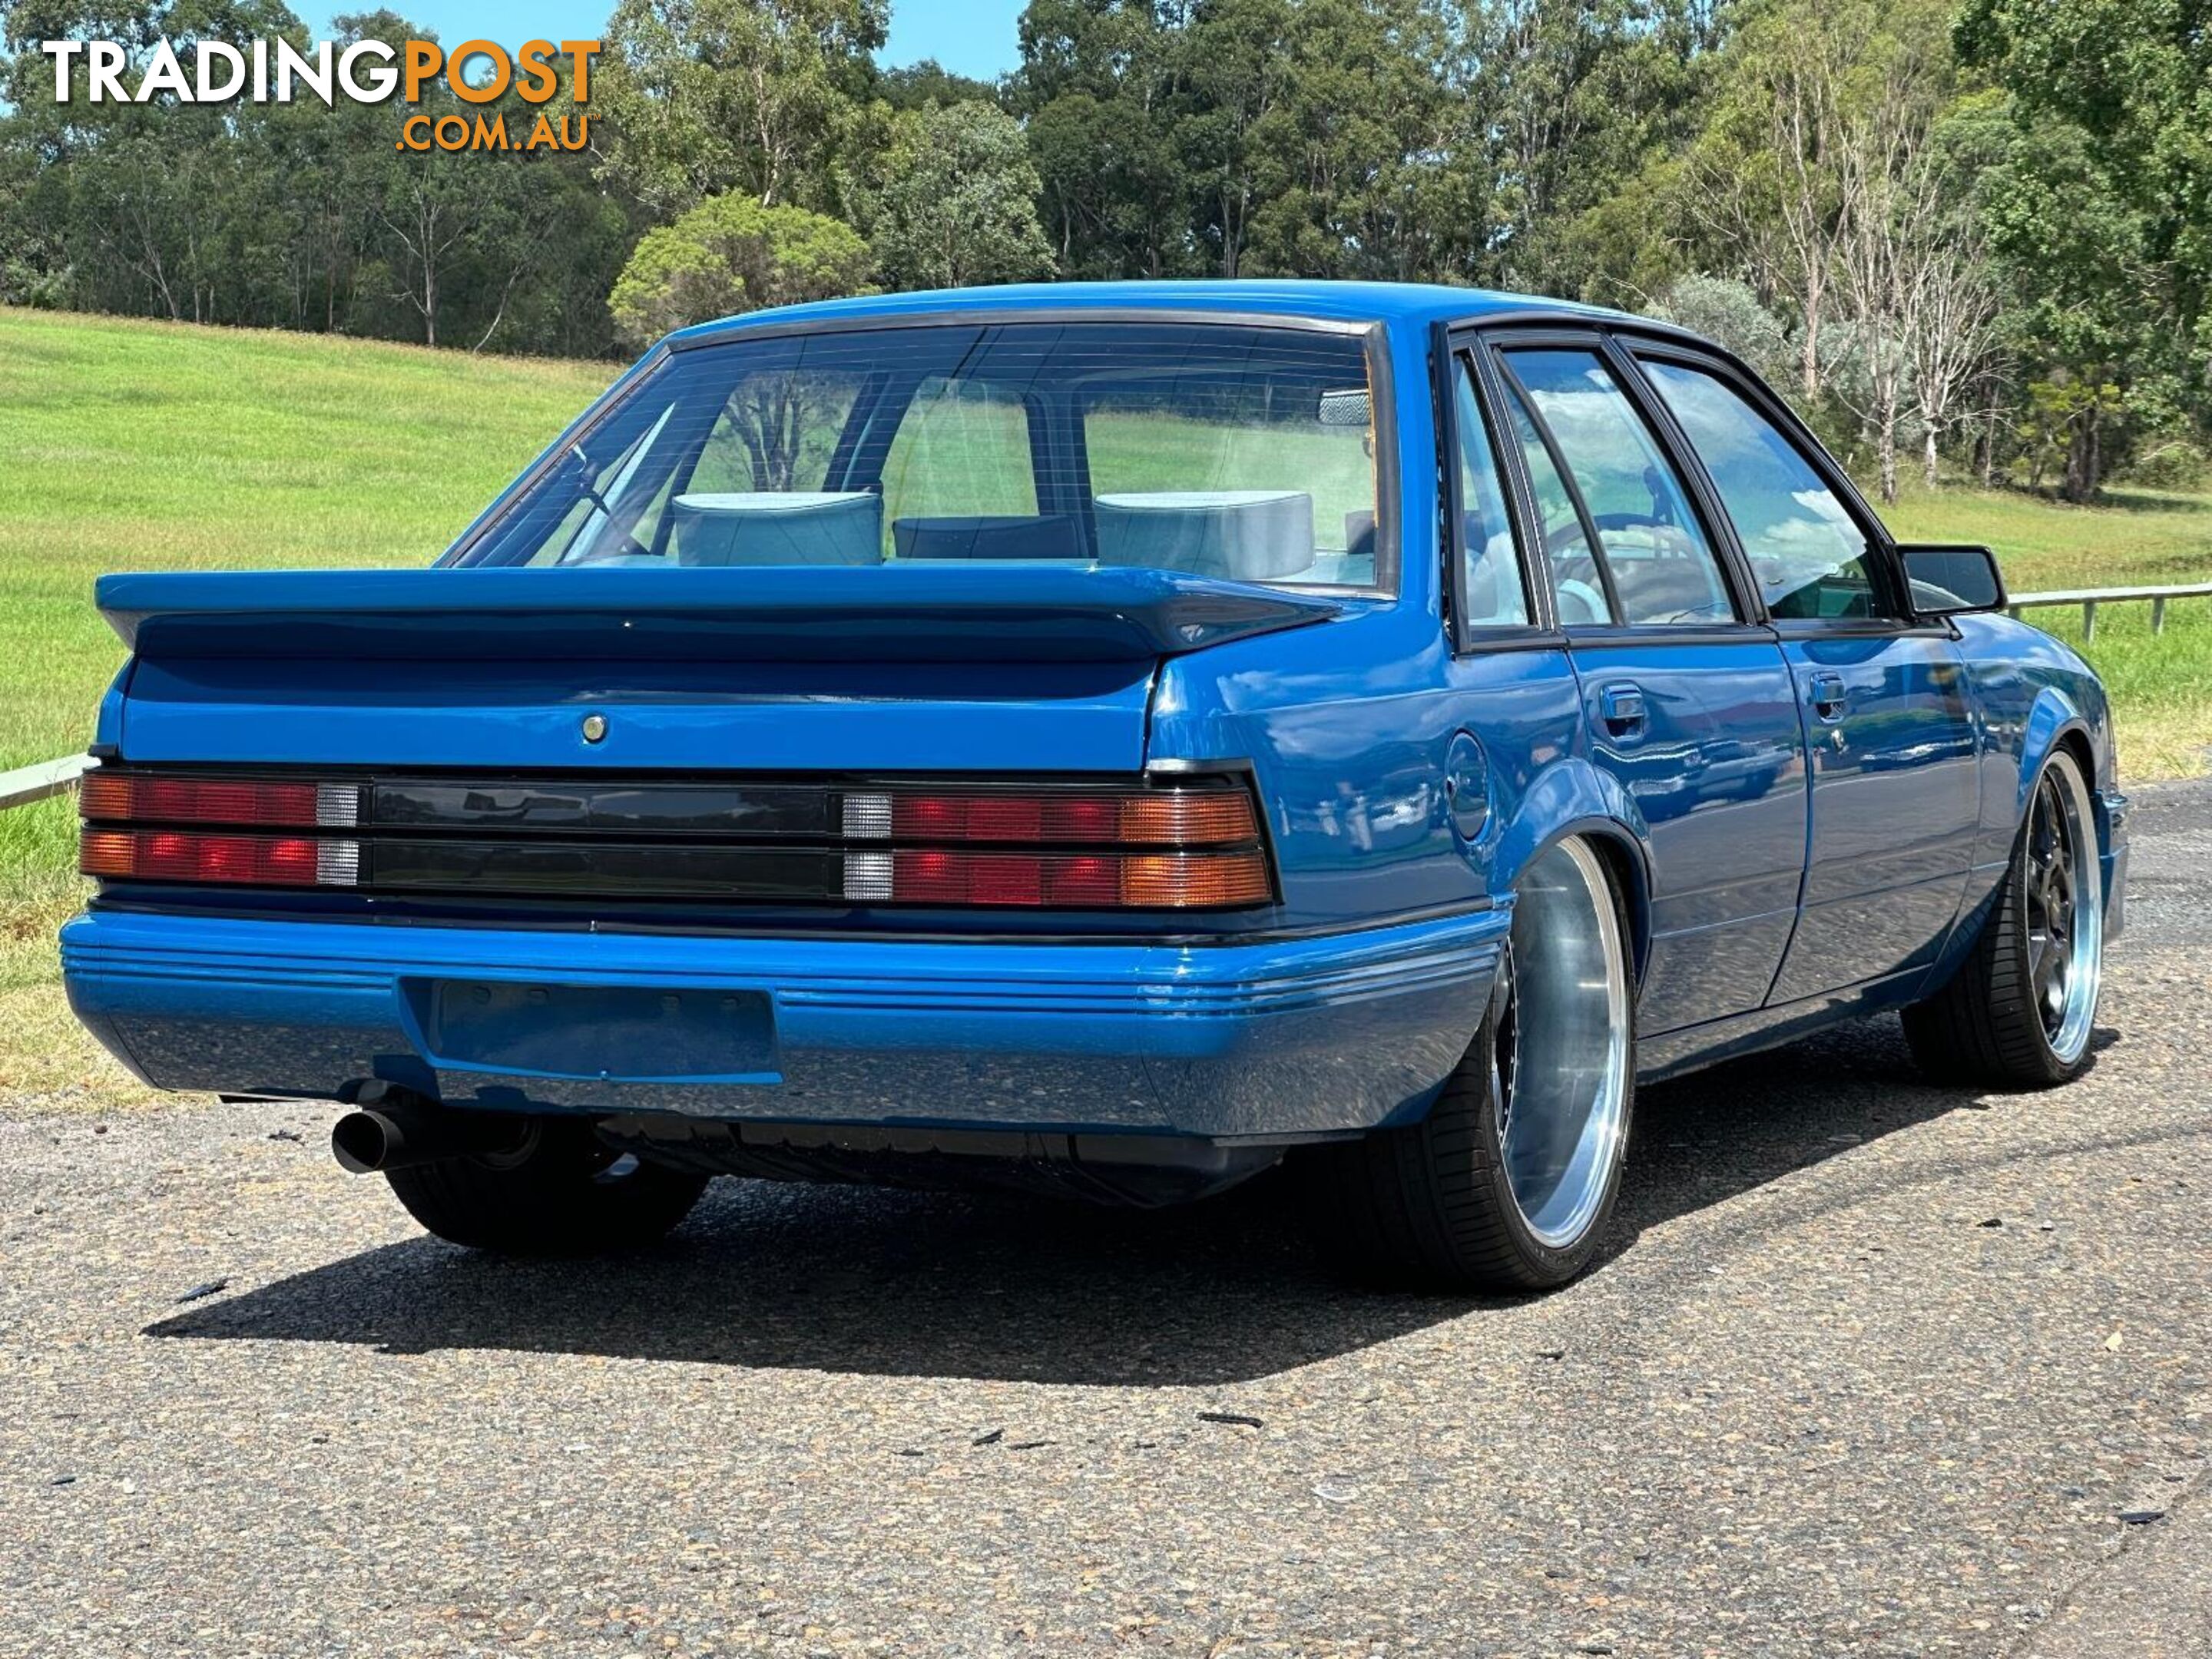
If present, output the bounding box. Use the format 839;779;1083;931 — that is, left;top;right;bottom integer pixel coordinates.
0;2;632;356
853;100;1051;290
592;0;886;219
1647;276;1790;382
605;193;873;349
1950;0;2212;500
0;0;2204;498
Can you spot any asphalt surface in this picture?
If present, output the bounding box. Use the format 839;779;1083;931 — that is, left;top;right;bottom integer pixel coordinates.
3;782;2207;1657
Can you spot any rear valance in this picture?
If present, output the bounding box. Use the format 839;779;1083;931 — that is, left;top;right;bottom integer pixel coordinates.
96;565;1343;665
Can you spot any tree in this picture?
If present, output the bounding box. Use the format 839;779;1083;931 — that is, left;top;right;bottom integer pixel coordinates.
0;2;631;356
606;193;873;349
1647;274;1791;382
857;101;1052;290
593;0;886;219
1678;0;1869;402
876;58;1000;111
1230;0;1476;283
1473;0;1717;299
1009;0;1202;280
1953;0;2212;499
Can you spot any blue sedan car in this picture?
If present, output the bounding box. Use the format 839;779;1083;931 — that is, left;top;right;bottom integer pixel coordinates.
62;282;2127;1290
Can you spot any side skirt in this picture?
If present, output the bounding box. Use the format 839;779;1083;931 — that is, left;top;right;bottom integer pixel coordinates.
1636;965;1933;1087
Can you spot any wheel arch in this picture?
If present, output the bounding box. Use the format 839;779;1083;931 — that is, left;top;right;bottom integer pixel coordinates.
2017;687;2098;842
1491;756;1654;986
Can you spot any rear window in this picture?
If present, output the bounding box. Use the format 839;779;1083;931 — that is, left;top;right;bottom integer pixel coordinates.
451;321;1386;590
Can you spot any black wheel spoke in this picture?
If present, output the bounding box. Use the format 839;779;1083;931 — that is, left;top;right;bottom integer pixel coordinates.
1906;754;2104;1084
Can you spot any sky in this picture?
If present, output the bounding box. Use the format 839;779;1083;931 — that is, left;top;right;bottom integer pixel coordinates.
333;0;1029;83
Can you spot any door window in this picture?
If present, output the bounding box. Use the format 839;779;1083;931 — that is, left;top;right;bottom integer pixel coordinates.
1499;381;1614;625
1452;361;1529;628
1502;349;1736;627
1641;359;1881;621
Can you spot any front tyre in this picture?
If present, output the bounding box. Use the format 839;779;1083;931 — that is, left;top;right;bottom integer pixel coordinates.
1903;747;2105;1088
1313;837;1636;1293
385;1117;710;1256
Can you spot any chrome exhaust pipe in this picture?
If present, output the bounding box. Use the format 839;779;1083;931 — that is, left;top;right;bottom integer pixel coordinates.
330;1104;526;1174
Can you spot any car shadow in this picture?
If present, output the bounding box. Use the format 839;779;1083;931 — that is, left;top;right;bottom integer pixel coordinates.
144;1015;2108;1386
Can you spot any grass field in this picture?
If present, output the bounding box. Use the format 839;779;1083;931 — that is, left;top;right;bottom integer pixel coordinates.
1880;482;2212;778
0;307;611;1101
0;304;2206;1105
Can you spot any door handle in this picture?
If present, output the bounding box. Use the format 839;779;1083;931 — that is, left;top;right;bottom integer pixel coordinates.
1807;671;1849;721
1599;683;1648;738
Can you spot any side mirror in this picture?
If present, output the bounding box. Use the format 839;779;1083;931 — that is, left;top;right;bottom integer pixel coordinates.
1899;544;2006;618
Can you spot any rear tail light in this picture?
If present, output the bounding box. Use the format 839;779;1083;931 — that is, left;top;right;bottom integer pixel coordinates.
80;830;358;887
79;770;1272;910
79;772;359;829
843;849;1271;909
869;789;1257;847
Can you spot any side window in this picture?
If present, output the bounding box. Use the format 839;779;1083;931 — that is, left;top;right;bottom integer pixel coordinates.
1502;349;1736;626
1499;380;1615;626
1641;359;1880;621
881;377;1039;552
1452;360;1530;629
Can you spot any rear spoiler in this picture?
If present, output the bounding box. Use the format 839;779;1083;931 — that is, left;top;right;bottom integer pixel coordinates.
96;565;1345;664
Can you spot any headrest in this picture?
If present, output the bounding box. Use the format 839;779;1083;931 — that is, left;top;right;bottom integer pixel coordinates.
1093;490;1315;580
671;492;882;566
893;515;1084;561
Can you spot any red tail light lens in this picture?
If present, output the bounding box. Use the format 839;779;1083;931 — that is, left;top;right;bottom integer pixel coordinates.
845;849;1270;909
80;830;358;887
79;772;354;829
881;789;1257;846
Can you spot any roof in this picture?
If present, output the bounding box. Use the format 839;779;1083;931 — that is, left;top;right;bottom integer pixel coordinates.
666;280;1639;346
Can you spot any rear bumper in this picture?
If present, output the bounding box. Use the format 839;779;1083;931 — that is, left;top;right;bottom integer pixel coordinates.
60;906;1505;1139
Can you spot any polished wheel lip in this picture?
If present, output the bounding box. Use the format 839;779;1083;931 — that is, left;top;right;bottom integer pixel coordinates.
2028;758;2102;1066
1493;838;1632;1250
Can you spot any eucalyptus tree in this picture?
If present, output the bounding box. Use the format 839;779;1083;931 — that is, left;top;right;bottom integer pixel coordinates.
593;0;887;217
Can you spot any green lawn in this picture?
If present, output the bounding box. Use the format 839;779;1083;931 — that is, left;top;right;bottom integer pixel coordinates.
0;306;611;1101
1881;482;2212;779
0;306;2204;1104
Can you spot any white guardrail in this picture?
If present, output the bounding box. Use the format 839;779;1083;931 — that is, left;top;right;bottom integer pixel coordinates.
0;752;93;813
2007;581;2212;641
0;582;2199;815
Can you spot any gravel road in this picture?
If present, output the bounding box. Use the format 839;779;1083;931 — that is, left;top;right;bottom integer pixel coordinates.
3;783;2207;1657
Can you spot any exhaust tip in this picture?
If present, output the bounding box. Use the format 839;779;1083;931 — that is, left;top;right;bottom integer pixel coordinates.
331;1109;399;1175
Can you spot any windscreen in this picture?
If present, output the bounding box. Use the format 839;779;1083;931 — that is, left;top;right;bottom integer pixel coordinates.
449;321;1386;589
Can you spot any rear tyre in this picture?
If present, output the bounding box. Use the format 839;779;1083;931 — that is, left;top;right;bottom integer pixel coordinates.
384;1117;710;1255
1902;747;2104;1088
1311;837;1636;1293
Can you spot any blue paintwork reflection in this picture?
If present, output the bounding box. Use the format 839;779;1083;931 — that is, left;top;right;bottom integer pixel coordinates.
1565;637;1806;1031
1770;631;1982;1002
